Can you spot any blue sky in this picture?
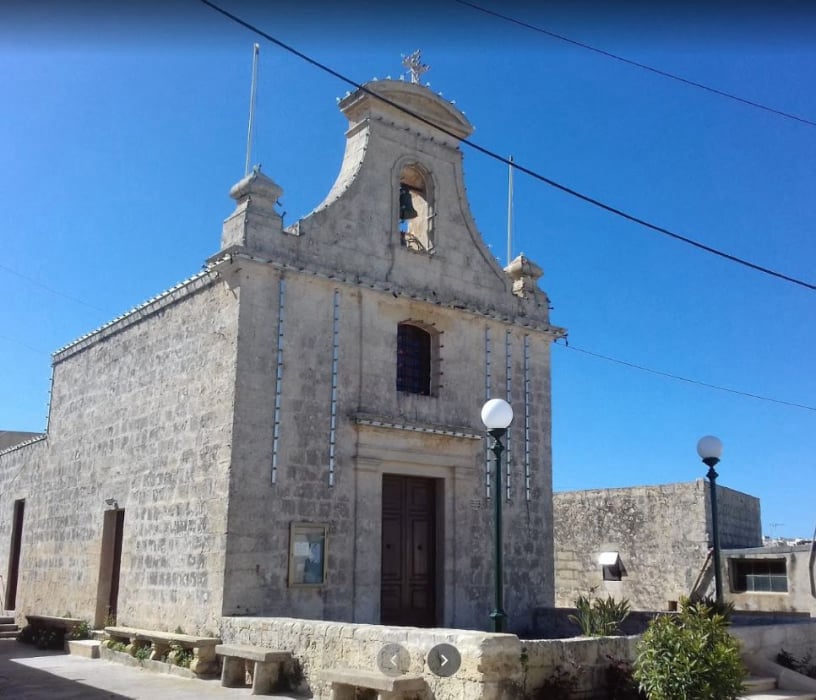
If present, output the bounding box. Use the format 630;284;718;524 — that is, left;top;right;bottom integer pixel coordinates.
1;2;814;538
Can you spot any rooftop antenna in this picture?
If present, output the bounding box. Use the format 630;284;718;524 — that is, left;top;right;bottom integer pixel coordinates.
507;155;514;266
244;43;260;176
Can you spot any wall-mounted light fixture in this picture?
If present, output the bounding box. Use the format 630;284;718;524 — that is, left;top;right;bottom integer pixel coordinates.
105;498;118;509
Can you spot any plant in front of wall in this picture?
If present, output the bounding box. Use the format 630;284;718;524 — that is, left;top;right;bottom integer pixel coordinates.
134;645;152;662
70;620;92;640
634;603;745;699
777;649;816;679
569;591;631;636
168;644;193;668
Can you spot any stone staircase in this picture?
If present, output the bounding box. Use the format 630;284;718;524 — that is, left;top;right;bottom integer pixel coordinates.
0;614;19;640
741;676;816;700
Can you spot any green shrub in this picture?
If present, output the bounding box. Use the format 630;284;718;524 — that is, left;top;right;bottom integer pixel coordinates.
569;593;631;636
683;595;735;622
134;645;152;661
70;620;92;640
777;649;816;679
634;604;745;700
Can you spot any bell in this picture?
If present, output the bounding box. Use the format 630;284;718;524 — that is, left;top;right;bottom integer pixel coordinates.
399;185;418;220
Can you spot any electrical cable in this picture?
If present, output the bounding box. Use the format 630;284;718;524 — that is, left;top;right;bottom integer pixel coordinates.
557;342;816;413
0;263;108;313
198;0;816;293
454;0;816;129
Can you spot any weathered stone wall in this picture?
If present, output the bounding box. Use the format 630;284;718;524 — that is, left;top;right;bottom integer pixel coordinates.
554;480;762;612
221;615;526;700
0;276;236;632
555;481;706;610
217;259;555;632
219;616;816;700
215;78;558;632
710;483;762;549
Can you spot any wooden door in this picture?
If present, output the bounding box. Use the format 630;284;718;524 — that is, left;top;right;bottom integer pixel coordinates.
380;475;437;627
5;499;25;610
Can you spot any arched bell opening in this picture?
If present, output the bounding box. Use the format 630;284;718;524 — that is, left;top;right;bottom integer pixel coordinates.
397;163;434;253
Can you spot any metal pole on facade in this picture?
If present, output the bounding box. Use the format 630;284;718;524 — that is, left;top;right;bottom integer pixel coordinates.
697;435;724;604
482;399;514;633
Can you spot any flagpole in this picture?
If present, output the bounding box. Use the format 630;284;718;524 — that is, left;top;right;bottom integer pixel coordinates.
506;155;514;266
245;43;260;175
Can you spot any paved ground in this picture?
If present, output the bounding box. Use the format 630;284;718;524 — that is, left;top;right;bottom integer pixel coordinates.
0;640;305;699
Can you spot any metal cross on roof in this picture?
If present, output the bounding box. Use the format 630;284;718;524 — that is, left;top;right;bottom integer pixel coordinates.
402;50;429;84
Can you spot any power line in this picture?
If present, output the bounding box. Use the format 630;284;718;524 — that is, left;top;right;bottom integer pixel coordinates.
454;0;816;129
0;263;108;313
198;0;816;293
558;342;816;413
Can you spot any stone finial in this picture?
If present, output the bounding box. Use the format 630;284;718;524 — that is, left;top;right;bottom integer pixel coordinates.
220;168;284;254
504;254;543;298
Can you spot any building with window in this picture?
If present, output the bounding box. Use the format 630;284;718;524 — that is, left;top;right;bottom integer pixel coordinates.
553;480;764;611
0;78;563;635
725;544;816;616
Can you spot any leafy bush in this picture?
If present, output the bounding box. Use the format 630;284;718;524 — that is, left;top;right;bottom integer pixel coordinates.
634;603;745;700
70;620;92;640
569;593;631;636
134;644;152;661
683;595;735;622
777;649;816;679
168;644;193;668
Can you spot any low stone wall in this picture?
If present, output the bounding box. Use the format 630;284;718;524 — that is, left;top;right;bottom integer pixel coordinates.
733;621;816;660
221;616;525;699
522;634;639;700
220;616;816;699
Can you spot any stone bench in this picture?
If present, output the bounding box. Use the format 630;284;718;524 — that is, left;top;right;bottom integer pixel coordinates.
105;626;220;676
26;615;85;649
318;669;427;700
215;644;292;695
26;614;84;634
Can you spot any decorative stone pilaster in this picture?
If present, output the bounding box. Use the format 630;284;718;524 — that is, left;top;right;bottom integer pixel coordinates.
220;167;284;255
504;255;544;299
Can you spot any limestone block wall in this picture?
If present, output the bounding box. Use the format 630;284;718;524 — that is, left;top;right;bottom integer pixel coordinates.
221;616;526;700
710;483;762;549
219;258;555;632
554;480;762;611
554;481;712;611
0;275;237;632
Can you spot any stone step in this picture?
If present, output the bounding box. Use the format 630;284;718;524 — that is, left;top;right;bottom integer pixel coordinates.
746;678;782;693
67;639;100;659
0;624;18;633
0;616;15;625
0;630;18;639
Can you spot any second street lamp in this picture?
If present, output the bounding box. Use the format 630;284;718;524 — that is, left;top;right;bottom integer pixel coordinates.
697;435;724;604
481;398;514;633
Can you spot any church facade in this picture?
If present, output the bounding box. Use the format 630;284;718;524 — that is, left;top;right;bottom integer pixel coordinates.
1;78;563;635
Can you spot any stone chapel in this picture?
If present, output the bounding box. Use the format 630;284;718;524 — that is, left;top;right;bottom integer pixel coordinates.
0;77;564;635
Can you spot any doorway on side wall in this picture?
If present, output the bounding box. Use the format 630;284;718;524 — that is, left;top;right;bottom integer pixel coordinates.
95;509;125;627
380;474;438;627
5;499;25;611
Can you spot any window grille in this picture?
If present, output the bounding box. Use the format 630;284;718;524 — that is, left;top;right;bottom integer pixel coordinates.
732;559;788;593
397;323;431;395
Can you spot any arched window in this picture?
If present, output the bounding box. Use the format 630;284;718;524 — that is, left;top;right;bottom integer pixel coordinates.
398;164;433;253
396;323;432;395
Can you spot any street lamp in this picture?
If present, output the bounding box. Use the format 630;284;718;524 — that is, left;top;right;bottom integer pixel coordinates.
697;435;724;604
481;398;514;633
